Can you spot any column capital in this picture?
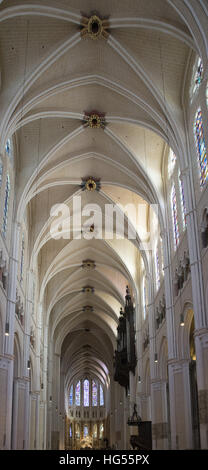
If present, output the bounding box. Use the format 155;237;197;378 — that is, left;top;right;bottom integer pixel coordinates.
167;358;190;369
151;378;167;389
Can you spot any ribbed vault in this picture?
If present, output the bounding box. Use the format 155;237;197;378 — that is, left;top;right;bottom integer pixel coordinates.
0;0;203;413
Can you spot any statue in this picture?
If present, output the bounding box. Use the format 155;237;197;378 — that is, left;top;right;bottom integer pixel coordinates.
2;266;8;291
201;210;208;249
125;285;131;307
178;260;184;290
174;269;179;296
161;293;166;319
30;327;35;348
183;251;190;281
156;306;160;329
0;251;7;289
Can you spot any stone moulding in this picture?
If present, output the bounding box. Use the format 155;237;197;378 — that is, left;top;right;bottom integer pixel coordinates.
80;14;109;40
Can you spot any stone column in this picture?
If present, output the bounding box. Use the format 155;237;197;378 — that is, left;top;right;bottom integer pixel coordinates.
109;374;116;448
181;166;208;447
168;359;193;449
151;379;169;449
11;378;19;449
3;222;21;449
161;229;177;359
194;328;208;448
29;392;40;449
51;352;60;449
59;370;65;450
139;392;151;421
11;378;30;449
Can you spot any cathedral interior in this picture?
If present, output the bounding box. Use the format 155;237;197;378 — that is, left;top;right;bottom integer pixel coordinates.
0;0;208;451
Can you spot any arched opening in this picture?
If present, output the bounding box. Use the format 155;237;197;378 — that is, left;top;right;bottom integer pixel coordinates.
189;317;200;449
11;336;20;449
201;209;208;249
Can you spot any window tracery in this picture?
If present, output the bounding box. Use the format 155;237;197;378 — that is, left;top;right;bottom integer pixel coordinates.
171;184;179;249
92;380;98;407
100;384;104;406
5;138;11;156
69;385;73;406
75;381;81;406
2;174;10;239
190;57;203;98
194;108;208;187
84;379;90;407
20;233;25;283
155;245;160;290
179;174;186;230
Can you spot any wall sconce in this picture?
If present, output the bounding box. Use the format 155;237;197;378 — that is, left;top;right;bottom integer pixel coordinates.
154;353;158;363
180;313;185;326
27;360;31;370
5;322;9;336
138;376;141;383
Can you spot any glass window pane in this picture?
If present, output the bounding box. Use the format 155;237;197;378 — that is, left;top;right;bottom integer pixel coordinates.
92;380;97;406
69;384;73;406
84;425;88;437
100;384;104;406
194;109;208;187
75;381;81;406
171;184;179;249
83;379;89;407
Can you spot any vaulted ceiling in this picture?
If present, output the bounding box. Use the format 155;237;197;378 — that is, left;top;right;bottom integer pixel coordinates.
0;0;205;387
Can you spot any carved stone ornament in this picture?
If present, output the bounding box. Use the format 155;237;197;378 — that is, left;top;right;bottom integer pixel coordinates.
80;14;109;40
82;305;94;313
82;286;95;293
81;176;101;192
82;259;96;270
82;111;106;129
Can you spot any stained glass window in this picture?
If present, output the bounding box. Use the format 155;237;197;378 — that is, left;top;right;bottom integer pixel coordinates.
0;163;3;188
194;109;208;187
155;246;160;290
20;233;25;283
179;174;186;230
2;174;10;238
5;138;11;156
171;184;179;249
92;380;97;406
69;385;73;406
69;424;72;438
75;381;81;406
84;379;89;407
100;384;104;406
84;425;88;437
193;57;203;95
168;149;176;178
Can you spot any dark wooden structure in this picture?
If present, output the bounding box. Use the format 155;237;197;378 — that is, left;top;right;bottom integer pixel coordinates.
114;287;137;391
127;404;152;450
